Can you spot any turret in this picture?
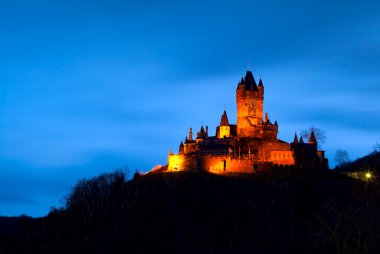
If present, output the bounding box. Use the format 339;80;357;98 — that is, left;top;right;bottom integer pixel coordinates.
309;129;317;148
258;78;264;87
258;78;264;95
237;77;245;90
189;128;193;141
264;113;269;124
196;125;208;142
293;133;299;145
220;110;229;126
218;110;231;139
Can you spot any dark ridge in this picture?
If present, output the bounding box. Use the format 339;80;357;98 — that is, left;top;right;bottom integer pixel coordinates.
336;151;380;172
0;170;379;254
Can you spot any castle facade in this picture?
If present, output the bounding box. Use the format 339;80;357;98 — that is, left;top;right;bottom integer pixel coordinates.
166;71;328;173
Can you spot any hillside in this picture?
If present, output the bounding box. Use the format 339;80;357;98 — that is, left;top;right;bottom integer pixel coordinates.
0;170;379;254
336;151;380;173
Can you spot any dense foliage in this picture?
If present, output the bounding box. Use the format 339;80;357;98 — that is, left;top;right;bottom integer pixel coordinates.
0;170;379;254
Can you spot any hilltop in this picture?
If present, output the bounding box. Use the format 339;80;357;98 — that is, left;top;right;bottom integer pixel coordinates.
336;151;380;173
0;169;379;254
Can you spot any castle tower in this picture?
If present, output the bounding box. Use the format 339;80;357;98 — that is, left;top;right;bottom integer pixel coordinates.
236;71;264;137
308;129;317;148
218;110;230;139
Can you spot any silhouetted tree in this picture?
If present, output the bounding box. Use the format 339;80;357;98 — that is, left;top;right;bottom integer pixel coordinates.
300;127;326;148
64;170;126;210
334;149;350;168
373;138;380;153
1;170;380;254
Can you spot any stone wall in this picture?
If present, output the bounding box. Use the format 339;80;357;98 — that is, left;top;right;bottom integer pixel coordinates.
168;154;257;173
168;154;197;171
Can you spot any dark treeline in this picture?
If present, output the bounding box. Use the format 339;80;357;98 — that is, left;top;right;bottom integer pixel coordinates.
0;170;379;254
336;150;380;173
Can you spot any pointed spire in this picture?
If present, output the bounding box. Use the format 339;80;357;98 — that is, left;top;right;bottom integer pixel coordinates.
299;137;304;144
309;129;317;144
265;113;269;123
180;141;184;147
189;128;193;141
220;110;230;126
258;78;264;87
197;125;207;139
244;70;258;91
240;77;245;84
293;133;298;144
274;120;278;126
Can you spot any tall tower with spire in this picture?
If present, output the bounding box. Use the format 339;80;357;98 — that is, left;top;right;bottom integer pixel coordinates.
164;69;329;173
236;71;264;137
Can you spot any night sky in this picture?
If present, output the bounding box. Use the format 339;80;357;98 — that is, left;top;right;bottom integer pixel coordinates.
1;0;380;217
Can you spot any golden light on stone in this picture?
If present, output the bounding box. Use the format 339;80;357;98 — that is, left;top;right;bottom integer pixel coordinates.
162;70;329;174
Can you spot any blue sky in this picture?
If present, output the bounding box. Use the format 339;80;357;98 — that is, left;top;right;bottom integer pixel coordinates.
1;0;380;216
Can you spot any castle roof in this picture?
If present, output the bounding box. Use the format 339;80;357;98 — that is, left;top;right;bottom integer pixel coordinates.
309;130;317;144
244;71;258;91
258;78;263;87
293;133;299;144
220;110;230;126
197;125;207;140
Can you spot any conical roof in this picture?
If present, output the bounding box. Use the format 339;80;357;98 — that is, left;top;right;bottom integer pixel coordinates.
309;130;317;144
244;71;258;91
293;133;298;144
197;125;207;139
220;110;229;126
258;78;264;87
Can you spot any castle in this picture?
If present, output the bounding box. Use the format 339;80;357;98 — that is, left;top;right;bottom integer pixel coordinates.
166;71;329;173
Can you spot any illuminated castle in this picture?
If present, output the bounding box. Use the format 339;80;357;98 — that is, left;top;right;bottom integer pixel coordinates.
166;71;328;173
